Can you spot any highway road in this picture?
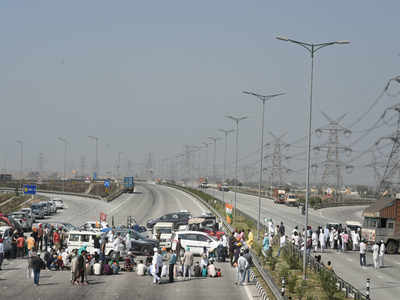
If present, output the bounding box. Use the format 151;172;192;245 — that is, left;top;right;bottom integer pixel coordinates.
203;188;400;300
0;184;253;300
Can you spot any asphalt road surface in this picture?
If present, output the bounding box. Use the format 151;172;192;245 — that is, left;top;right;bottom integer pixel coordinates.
203;188;400;300
0;184;253;300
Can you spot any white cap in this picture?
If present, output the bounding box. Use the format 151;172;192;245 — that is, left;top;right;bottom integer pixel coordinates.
153;247;158;252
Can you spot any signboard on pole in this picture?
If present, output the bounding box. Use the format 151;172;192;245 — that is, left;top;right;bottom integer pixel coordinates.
23;184;36;195
104;180;110;188
225;203;233;224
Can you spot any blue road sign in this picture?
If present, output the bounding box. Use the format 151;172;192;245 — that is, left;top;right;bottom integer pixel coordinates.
24;184;36;195
93;172;97;180
104;180;110;188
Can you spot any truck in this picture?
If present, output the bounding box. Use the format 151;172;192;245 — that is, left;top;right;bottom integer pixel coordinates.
361;194;400;254
285;193;299;207
273;189;286;204
123;176;135;193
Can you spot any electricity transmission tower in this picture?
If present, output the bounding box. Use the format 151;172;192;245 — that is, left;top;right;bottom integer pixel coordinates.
264;132;291;187
372;103;400;193
313;112;353;199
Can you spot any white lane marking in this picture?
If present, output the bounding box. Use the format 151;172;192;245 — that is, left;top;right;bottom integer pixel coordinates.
377;275;384;279
243;284;254;300
396;262;400;265
110;195;133;213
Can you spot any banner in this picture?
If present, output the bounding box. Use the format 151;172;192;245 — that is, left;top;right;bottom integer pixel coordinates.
225;203;233;224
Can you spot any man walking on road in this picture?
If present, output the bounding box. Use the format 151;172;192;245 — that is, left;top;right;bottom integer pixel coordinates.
30;252;45;286
359;240;367;267
379;240;385;268
151;248;161;284
183;246;194;280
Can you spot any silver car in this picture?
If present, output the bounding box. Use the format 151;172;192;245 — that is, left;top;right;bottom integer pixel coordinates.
8;211;33;232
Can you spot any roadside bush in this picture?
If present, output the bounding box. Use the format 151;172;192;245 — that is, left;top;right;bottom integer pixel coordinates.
296;280;308;300
287;273;297;294
319;269;337;300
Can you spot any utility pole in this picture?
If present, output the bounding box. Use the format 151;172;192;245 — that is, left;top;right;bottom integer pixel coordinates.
117;152;123;180
226;115;247;218
243;91;285;239
58;137;69;192
16;140;23;190
218;129;234;203
202;142;211;180
88;136;99;179
208;137;221;183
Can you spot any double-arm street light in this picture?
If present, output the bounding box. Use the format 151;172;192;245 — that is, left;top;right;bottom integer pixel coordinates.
276;35;350;279
226;115;247;219
88;136;99;179
218;129;234;204
243;91;285;240
58;137;69;192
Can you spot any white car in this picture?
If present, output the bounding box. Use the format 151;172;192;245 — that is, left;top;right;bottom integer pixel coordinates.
52;199;65;209
152;222;174;249
9;211;33;232
0;226;13;256
171;230;219;255
67;230;118;258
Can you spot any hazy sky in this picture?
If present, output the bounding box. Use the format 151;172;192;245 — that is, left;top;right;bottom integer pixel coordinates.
1;1;400;185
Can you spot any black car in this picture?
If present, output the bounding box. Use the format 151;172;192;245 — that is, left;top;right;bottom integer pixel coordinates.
146;211;192;230
116;229;159;256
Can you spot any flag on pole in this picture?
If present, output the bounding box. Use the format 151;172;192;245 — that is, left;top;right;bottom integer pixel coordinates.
225;203;233;224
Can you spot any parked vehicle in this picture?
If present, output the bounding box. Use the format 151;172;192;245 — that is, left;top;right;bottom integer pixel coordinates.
127;230;159;256
38;202;50;216
285;193;299;207
31;203;46;219
80;221;109;232
0;225;13;257
20;207;35;223
52;198;65;209
146;211;192;230
362;194;400;254
188;217;224;239
273;189;286;204
217;184;229;192
67;230;118;258
48;201;57;214
171;230;219;255
8;211;33;232
123;176;135;193
152;222;174;249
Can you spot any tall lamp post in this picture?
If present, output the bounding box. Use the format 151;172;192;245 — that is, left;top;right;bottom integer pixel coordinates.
58;137;69;192
208;137;221;183
218;129;234;204
243;91;285;240
16;140;23;189
202;142;211;180
117;152;124;180
276;35;349;279
88;135;99;179
226;115;247;219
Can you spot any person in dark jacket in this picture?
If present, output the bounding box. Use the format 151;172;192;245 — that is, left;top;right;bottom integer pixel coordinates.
30;252;45;286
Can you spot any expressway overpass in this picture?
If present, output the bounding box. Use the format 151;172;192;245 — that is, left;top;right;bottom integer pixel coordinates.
201;187;400;300
0;183;254;300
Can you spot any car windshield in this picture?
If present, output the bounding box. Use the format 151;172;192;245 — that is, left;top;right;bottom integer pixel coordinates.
31;204;40;209
156;228;172;234
131;230;146;240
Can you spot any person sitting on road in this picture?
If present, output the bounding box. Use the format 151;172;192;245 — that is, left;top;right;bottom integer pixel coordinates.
208;261;216;277
194;262;201;277
201;265;207;277
111;260;120;274
137;260;146;276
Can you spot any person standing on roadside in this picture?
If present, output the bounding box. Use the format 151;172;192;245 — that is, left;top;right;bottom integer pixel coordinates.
0;238;4;270
168;249;176;283
372;242;379;269
246;229;254;249
151;248;161;284
16;234;25;258
176;237;182;263
359;239;367;267
27;234;36;256
183;246;194;280
53;230;61;251
379;240;385;268
30;252;45;286
37;224;43;251
279;222;285;237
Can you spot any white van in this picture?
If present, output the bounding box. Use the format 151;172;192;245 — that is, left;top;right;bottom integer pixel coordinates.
67;230;118;258
0;226;13;256
171;231;219;255
152;222;174;249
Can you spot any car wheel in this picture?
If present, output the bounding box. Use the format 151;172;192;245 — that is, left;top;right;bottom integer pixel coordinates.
386;240;398;254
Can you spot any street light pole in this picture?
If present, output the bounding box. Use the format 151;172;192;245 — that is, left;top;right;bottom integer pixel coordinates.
58;137;68;192
117;152;123;180
16;140;23;189
218;129;234;204
226;115;247;219
243;91;285;240
202;142;211;180
88;136;99;179
277;35;349;279
208;137;221;183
